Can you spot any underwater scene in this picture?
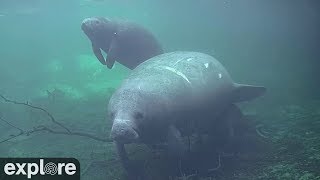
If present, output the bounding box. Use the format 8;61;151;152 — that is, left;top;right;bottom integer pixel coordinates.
0;0;319;179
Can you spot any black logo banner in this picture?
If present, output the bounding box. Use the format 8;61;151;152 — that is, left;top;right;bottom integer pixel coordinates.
0;158;80;180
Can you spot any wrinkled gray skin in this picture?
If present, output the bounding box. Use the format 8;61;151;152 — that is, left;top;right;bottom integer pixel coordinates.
107;51;266;174
81;17;163;70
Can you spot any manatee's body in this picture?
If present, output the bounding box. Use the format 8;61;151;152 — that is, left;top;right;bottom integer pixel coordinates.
107;51;266;174
81;17;163;70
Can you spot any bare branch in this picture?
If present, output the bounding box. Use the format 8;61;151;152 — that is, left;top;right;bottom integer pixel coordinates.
0;131;24;144
0;94;113;143
0;115;24;133
34;126;112;142
0;94;71;133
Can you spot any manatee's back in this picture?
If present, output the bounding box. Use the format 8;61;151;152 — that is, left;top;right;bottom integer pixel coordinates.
122;51;236;112
114;21;164;69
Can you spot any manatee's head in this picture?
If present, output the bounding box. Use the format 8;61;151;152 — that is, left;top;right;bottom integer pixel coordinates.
81;17;116;42
108;89;146;144
108;88;167;144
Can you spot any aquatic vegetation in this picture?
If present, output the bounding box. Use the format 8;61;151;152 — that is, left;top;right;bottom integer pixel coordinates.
34;54;129;101
46;59;64;73
42;84;84;100
258;163;320;180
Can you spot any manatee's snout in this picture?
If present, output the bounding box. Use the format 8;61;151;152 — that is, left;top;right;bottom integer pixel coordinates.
110;120;139;143
81;17;104;34
81;18;94;32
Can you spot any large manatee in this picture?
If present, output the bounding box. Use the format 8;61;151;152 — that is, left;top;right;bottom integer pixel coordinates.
107;51;266;174
81;17;163;70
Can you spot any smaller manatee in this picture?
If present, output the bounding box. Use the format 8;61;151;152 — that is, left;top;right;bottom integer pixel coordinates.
81;17;163;70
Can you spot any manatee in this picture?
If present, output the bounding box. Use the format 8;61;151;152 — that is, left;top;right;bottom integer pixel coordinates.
81;17;163;70
107;51;266;174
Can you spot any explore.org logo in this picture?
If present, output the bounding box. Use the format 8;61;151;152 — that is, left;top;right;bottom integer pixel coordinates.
0;158;80;180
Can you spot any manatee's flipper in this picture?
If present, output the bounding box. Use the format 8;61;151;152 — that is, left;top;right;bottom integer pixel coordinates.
115;142;129;169
115;142;145;179
167;125;186;157
219;104;243;154
106;40;118;69
92;44;106;65
232;83;266;102
224;104;242;137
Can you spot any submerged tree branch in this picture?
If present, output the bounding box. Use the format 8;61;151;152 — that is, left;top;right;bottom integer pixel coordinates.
0;115;24;133
0;94;112;143
0;94;71;133
0;115;25;143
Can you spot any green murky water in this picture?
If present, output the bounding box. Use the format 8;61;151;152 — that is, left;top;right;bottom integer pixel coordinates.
0;0;319;179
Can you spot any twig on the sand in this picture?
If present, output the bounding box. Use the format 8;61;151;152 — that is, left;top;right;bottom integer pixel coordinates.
208;154;221;172
255;124;269;139
177;159;198;180
177;173;197;180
